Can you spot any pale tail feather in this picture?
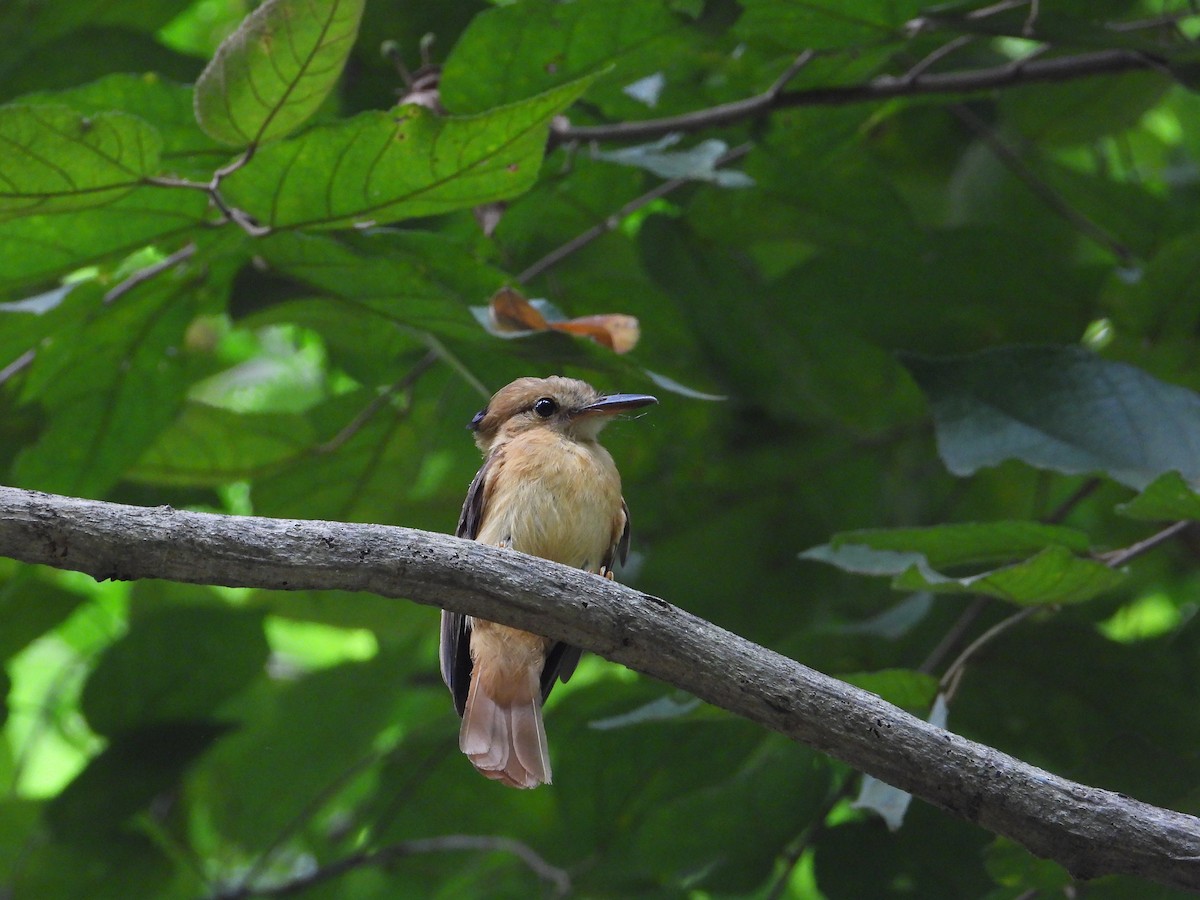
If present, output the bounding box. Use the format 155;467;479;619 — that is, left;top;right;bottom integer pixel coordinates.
460;668;551;789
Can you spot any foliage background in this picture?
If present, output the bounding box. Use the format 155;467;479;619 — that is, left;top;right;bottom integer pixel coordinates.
3;0;1200;897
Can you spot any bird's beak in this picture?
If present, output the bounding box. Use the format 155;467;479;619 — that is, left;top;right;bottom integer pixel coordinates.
576;393;658;416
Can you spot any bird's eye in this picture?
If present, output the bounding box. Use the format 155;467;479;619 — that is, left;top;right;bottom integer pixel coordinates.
533;397;558;418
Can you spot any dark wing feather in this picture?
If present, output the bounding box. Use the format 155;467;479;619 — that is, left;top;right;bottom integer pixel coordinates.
440;457;494;716
542;500;632;701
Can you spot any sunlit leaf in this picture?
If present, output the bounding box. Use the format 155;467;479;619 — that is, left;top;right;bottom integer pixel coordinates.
194;0;366;146
81;605;267;737
1117;471;1200;522
221;77;593;230
0;105;160;220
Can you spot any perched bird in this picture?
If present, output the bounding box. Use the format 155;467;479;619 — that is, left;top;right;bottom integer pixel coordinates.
440;376;657;788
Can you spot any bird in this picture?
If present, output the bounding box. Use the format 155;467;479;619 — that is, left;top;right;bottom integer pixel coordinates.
439;375;657;788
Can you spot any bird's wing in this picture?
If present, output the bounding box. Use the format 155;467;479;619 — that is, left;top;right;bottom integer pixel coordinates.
540;499;631;698
441;456;495;715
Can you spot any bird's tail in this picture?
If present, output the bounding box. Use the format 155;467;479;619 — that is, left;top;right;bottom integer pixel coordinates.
459;665;551;789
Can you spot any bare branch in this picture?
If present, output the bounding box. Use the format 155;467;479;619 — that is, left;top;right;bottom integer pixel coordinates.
1101;520;1194;568
517;144;751;284
103;242;198;305
552;49;1160;146
2;486;1199;891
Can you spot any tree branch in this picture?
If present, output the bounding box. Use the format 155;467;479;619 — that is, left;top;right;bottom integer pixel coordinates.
551;49;1161;146
1;486;1199;891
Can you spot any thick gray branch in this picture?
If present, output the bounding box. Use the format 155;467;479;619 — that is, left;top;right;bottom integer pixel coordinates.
1;486;1198;891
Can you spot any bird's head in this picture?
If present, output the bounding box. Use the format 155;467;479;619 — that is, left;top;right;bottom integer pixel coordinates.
468;376;657;451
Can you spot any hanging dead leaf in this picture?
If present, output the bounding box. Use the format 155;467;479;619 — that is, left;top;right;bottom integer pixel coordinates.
475;287;641;354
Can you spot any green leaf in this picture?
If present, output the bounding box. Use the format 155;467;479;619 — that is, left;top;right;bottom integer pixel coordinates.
623;737;831;892
81;605;267;737
1117;471;1200;522
11;279;200;498
839;668;939;710
735;0;925;49
0;105;161;220
256;230;504;337
47;721;231;840
825;521;1093;568
194;0;366;147
0;187;211;296
803;531;1124;605
440;0;682;114
0;570;86;661
903;346;1200;490
197;653;408;849
130;403;314;487
221;77;593;230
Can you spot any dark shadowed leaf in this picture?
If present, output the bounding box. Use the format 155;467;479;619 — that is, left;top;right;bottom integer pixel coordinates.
81;605;267;737
194;0;365;147
221;78;592;229
0;106;161;220
0;571;86;661
196;652;410;849
903;346;1200;490
47;721;231;840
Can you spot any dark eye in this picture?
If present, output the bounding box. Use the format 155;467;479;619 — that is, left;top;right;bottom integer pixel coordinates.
533;397;557;418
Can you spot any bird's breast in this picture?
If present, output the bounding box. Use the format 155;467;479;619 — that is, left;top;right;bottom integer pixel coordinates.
476;432;622;572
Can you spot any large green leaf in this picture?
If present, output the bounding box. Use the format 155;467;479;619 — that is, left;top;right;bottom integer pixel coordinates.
11;278;202;498
220;77;592;230
47;721;231;840
0;571;86;661
735;0;926;48
194;0;365;147
81;605;267;737
130;403;315;487
440;0;683;114
0;105;161;220
0;187;211;297
903;346;1200;490
256;230;504;337
18;74;226;176
196;652;409;849
802;523;1124;605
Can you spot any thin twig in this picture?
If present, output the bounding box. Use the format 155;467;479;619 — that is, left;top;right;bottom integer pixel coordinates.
1044;478;1102;525
0;349;36;387
517;143;751;284
764;775;854;900
552;49;1158;146
146;148;269;237
103;242;198;305
918;595;992;676
1101;520;1193;568
947;102;1135;266
939;605;1045;702
901;34;976;83
234;751;383;895
314;350;439;454
219;835;570;899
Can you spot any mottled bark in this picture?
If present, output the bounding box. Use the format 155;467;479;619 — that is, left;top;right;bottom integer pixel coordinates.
1;485;1198;891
